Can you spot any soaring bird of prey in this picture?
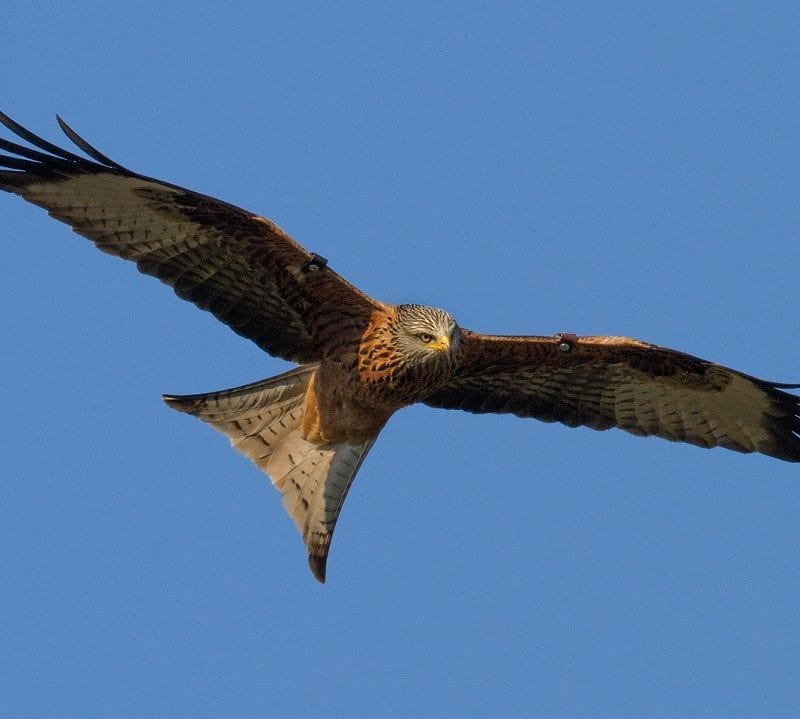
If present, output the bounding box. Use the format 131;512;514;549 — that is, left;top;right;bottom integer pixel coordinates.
1;113;798;582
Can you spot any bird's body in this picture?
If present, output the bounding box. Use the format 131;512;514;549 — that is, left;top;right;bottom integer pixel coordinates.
294;304;457;445
1;111;797;582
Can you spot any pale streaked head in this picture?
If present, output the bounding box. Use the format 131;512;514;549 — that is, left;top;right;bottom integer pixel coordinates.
394;304;459;361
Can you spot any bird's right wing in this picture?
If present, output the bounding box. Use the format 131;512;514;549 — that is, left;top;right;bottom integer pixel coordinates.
0;112;381;363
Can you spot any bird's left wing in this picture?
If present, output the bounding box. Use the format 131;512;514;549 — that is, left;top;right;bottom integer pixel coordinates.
0;112;380;364
425;330;800;461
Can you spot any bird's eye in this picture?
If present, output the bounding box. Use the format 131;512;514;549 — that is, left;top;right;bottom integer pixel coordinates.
417;332;434;343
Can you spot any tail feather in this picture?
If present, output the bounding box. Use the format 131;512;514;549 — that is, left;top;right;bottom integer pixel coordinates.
163;365;376;582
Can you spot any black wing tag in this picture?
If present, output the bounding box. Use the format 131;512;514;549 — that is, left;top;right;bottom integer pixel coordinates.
300;253;328;274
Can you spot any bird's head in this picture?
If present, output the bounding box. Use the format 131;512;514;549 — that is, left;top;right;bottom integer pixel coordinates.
394;304;459;362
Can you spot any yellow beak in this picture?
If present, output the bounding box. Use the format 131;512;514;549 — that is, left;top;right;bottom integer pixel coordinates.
429;335;450;352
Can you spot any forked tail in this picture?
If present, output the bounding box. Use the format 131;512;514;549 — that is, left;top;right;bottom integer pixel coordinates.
163;365;375;582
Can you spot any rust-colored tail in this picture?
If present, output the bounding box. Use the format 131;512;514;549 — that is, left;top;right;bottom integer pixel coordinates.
164;365;376;582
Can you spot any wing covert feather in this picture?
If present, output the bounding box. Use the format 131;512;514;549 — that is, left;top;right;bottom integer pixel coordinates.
426;331;800;461
0;112;379;363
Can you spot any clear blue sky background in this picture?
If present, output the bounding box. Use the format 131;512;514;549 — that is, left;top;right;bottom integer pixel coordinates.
1;3;799;717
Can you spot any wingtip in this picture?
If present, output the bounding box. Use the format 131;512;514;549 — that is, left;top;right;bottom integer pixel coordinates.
54;114;78;142
55;113;70;136
53;114;128;170
0;110;34;138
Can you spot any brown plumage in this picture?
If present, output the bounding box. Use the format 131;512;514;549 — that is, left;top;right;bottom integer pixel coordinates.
1;112;798;582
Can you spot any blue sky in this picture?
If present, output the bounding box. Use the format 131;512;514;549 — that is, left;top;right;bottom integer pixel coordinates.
2;2;799;717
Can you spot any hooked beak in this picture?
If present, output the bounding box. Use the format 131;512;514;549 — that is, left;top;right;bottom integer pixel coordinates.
429;334;451;352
